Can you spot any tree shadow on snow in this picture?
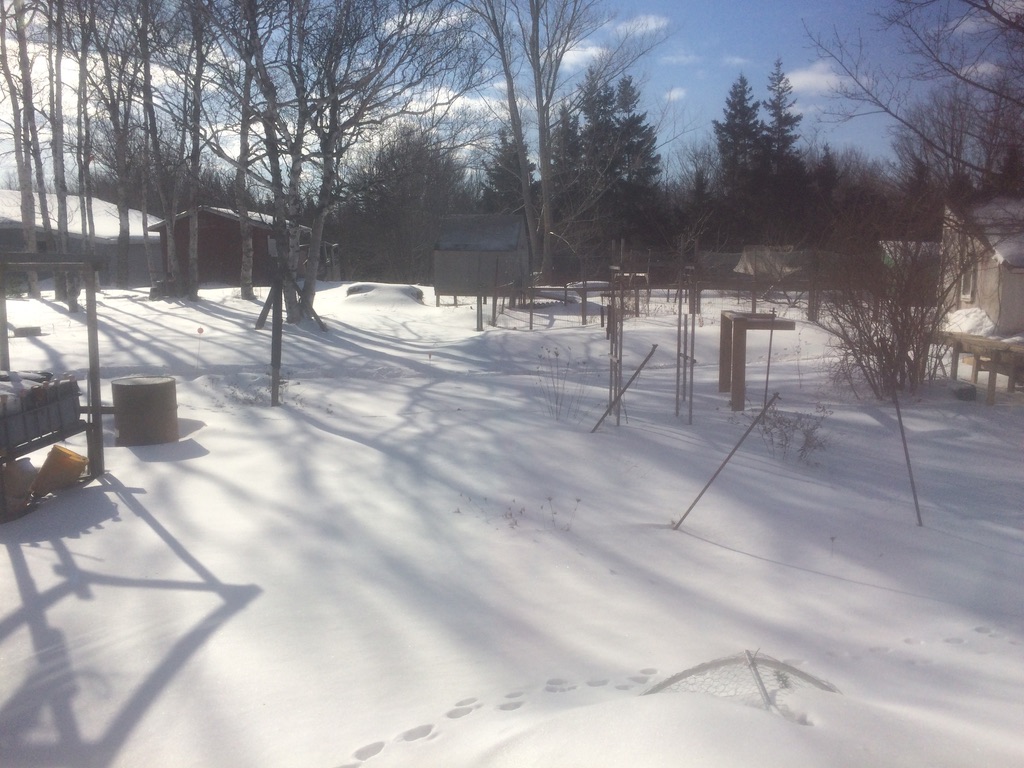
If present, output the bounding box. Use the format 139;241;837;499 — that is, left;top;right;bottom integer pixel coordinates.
0;475;260;767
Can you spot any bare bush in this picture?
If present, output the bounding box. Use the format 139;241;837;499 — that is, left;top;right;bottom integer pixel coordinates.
815;241;944;399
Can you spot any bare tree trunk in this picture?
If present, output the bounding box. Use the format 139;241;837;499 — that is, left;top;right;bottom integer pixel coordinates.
140;0;186;297
139;0;163;293
49;0;80;310
185;1;205;300
236;58;256;300
2;0;39;295
75;3;96;263
471;0;541;282
526;0;556;281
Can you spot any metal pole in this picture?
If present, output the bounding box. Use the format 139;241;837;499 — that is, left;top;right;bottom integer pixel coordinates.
673;392;781;529
675;278;684;417
85;265;104;475
592;344;658;433
688;300;696;426
893;391;924;527
764;308;776;409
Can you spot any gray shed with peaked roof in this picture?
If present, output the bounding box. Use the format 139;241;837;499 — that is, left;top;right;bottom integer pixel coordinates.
432;214;530;302
945;198;1024;335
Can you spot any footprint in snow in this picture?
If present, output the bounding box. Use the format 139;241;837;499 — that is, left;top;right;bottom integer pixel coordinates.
343;667;659;762
499;691;525;710
446;697;481;719
545;677;576;693
401;724;433;741
352;740;385;760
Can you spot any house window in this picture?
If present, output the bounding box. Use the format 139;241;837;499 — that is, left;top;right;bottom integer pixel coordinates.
961;264;976;301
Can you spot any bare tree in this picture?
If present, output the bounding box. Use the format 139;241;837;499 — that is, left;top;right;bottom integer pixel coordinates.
817;238;952;398
809;1;1024;186
86;0;147;287
467;0;542;272
205;0;479;318
206;0;309;320
296;0;480;313
468;0;667;281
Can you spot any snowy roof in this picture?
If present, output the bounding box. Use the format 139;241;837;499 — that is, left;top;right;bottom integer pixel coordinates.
148;206;277;231
0;189;148;242
968;198;1024;267
436;214;526;252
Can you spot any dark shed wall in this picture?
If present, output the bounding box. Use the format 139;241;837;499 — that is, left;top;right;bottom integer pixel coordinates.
432;215;530;297
434;250;523;295
162;210;274;286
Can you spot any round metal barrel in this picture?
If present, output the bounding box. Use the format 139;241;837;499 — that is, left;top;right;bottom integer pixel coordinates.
111;376;179;446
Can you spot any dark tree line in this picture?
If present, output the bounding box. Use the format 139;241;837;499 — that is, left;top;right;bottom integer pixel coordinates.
8;0;1024;328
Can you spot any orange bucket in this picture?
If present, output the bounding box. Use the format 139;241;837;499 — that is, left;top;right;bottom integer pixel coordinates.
30;445;88;498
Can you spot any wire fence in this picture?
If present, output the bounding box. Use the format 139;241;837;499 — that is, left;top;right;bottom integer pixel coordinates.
642;651;840;724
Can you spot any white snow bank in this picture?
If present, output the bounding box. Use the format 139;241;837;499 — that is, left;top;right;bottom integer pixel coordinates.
944;307;996;336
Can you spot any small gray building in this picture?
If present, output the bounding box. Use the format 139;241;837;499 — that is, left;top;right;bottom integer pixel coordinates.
432;214;530;305
0;190;151;286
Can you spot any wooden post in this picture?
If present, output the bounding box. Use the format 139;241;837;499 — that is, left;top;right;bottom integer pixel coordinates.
949;338;962;381
0;265;8;372
271;275;283;406
730;316;748;411
986;350;1000;406
719;312;733;392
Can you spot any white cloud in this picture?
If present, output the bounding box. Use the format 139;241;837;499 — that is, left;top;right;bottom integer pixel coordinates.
960;60;1002;80
665;87;688;102
722;56;750;68
562;43;606;72
788;60;842;96
615;14;671;35
662;50;700;66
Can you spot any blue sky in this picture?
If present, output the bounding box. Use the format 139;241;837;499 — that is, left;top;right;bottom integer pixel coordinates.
603;0;900;161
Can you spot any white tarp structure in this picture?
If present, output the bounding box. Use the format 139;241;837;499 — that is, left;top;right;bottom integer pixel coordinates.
733;245;802;279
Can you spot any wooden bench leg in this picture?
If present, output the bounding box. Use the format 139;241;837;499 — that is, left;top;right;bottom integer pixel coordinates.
987;352;1000;406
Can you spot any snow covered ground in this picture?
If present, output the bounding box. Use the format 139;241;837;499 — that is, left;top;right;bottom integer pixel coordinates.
1;282;1022;768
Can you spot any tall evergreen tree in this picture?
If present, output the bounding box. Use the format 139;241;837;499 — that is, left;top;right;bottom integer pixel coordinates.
713;74;762;194
548;67;659;249
481;129;535;215
760;60;809;241
607;76;662;242
549;103;583;225
762;59;802;175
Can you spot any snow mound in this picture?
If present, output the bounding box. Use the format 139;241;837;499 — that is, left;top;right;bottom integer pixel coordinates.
944;307;996;337
344;282;424;304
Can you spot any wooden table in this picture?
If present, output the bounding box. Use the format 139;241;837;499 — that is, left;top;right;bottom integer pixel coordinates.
940;331;1024;405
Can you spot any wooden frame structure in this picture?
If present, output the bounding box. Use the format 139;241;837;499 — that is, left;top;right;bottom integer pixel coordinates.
0;252;105;489
719;311;796;411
